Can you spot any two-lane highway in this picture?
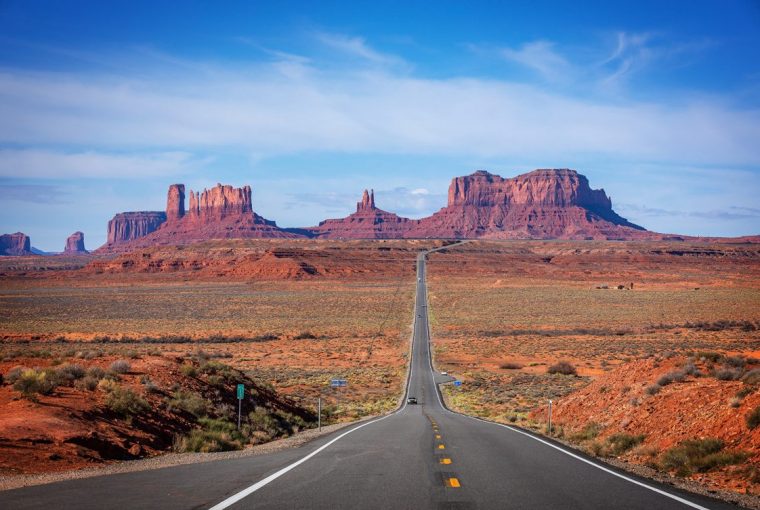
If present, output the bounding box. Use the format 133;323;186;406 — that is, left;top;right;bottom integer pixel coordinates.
0;249;741;509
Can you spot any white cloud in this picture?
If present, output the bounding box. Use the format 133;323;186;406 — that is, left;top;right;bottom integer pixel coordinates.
316;32;406;67
0;149;201;179
501;40;572;82
0;66;758;168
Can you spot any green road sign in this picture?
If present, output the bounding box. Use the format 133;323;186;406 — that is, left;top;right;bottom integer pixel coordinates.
237;384;244;400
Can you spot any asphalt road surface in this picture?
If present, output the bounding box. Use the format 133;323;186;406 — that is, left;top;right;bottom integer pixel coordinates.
1;249;742;509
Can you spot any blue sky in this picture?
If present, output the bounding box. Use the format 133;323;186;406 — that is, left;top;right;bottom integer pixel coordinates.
1;0;759;250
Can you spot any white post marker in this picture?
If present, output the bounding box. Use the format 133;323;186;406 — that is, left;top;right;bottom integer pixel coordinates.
318;397;322;431
548;399;552;435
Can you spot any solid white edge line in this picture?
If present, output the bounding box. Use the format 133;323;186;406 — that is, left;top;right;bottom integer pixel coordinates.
208;255;425;510
421;247;714;510
207;413;397;510
461;414;714;510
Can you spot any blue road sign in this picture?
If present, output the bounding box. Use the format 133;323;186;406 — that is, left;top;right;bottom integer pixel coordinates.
330;379;348;388
453;380;462;387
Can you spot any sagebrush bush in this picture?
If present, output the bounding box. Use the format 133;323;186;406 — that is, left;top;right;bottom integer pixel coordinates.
714;367;743;381
607;433;645;455
645;384;661;395
86;366;106;379
167;390;209;417
105;385;149;417
547;361;577;376
109;360;131;374
570;422;601;441
13;368;58;398
741;368;760;385
179;364;198;377
660;438;748;476
746;406;760;430
173;418;243;453
75;376;99;391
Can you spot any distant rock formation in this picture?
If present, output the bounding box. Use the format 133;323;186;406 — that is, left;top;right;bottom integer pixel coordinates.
0;232;32;256
64;231;87;254
404;169;648;240
100;183;299;251
106;212;167;245
166;184;185;223
301;189;413;239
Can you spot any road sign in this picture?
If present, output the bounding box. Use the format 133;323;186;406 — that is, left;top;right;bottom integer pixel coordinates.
237;384;245;399
330;379;348;388
453;380;462;387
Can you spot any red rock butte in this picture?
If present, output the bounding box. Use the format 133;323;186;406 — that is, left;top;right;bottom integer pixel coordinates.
97;169;709;251
0;232;31;256
63;231;87;254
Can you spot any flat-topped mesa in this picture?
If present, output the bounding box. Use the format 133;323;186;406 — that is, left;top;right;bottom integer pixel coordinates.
64;231;87;254
187;183;253;221
447;169;611;209
166;184;185;222
107;212;167;244
356;189;376;212
0;232;32;256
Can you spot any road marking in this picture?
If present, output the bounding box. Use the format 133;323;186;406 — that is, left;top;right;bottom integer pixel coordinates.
440;458;452;465
438;444;445;450
421;253;713;510
435;434;442;439
447;477;461;488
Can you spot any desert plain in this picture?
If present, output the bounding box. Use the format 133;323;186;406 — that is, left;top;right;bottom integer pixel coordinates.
1;238;759;502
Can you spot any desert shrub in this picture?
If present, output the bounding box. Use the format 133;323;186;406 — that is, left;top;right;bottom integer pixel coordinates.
645;384;661;395
661;438;748;476
105;385;149;417
741;368;760;386
86;366;105;379
179;364;198;377
5;366;25;384
570;422;602;442
109;360;131;374
499;362;523;370
167;390;208;417
714;367;743;381
55;363;85;385
173;418;243;453
607;433;645;455
75;376;99;391
0;372;3;384
294;331;317;340
746;406;760;430
13;368;58;398
547;361;577;376
725;356;746;368
695;351;723;363
682;362;700;377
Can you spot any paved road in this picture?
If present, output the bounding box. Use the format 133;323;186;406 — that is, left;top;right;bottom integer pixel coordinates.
1;249;741;509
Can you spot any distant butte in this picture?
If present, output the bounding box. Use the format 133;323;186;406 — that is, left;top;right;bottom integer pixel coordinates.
298;189;413;239
90;168;757;251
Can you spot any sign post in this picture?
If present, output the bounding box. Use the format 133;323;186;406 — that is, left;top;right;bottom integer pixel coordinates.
318;397;322;432
237;384;245;430
548;399;553;435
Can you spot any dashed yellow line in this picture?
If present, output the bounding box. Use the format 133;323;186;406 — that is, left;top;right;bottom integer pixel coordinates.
435;434;441;439
438;444;445;450
440;458;452;465
447;477;461;488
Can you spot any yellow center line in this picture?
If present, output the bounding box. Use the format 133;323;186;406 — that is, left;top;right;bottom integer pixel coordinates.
440;458;452;465
438;444;445;450
448;477;461;488
435;434;441;439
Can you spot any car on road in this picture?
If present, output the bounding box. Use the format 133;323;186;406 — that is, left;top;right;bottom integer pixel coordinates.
406;397;418;404
441;371;448;376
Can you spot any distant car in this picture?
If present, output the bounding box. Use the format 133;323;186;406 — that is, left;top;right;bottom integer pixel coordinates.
418;277;421;281
441;371;448;376
407;397;418;405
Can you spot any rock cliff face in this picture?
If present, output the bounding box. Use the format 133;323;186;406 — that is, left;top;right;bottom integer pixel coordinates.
106;212;167;245
0;232;32;256
64;231;87;254
302;189;413;239
101;183;299;250
405;169;647;240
